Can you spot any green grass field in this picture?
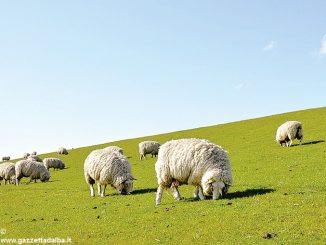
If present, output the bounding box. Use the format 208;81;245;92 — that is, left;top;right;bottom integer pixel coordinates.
1;107;325;244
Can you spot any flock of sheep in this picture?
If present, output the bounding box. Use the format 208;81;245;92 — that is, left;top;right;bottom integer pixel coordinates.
0;148;68;186
0;121;303;205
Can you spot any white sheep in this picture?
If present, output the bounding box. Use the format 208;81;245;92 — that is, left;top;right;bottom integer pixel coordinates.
0;162;16;185
139;141;160;160
155;138;233;205
31;151;37;155
15;160;50;185
2;156;10;161
27;155;43;162
276;121;303;147
103;146;124;155
23;153;30;159
84;148;135;197
57;147;69;155
43;158;65;170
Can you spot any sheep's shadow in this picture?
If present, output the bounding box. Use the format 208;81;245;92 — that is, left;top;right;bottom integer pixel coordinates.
225;188;275;199
292;140;324;147
132;188;157;195
108;188;157;196
181;188;275;202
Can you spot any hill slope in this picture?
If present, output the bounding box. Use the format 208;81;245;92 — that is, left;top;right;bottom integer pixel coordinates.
1;107;325;244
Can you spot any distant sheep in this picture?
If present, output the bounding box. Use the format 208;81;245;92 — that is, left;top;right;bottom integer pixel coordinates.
43;158;65;170
155;138;233;205
15;160;50;185
276;121;303;147
31;151;37;156
27;155;43;162
84;148;135;197
23;153;30;159
0;162;16;185
2;156;10;161
57;147;69;155
139;141;161;160
103;146;124;155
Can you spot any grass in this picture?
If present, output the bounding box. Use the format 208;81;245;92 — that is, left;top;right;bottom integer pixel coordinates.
0;107;325;244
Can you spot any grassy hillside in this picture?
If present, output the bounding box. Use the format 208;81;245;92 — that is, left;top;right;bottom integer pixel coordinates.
1;107;325;244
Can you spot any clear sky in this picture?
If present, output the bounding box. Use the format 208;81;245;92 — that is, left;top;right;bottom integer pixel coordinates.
0;1;325;159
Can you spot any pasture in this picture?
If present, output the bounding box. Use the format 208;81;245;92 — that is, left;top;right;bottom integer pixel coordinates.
0;107;325;244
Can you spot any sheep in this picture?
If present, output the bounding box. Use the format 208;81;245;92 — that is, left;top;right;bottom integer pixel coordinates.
276;121;303;147
103;146;124;155
0;162;16;185
139;141;161;160
57;147;69;155
155;138;233;205
27;155;43;162
15;160;50;185
43;158;65;170
84;148;135;197
23;153;30;159
31;151;37;155
2;156;10;161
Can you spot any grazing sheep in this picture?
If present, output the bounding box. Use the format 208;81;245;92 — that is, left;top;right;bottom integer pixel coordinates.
23;153;30;159
0;162;16;185
15;160;50;185
155;138;233;205
43;158;65;170
139;141;161;160
103;146;124;155
27;155;43;162
84;148;135;197
2;156;10;161
276;121;303;147
31;151;37;156
57;147;69;155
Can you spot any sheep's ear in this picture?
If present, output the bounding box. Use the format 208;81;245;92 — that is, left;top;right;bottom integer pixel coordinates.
132;177;137;181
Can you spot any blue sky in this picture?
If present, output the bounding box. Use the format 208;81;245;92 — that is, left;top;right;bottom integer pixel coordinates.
0;1;325;158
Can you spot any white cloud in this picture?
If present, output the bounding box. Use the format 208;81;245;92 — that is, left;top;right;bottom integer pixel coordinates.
235;83;245;90
263;41;276;51
319;35;326;55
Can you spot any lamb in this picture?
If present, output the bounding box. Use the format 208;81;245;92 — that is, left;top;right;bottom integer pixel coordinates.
276;121;303;147
15;160;50;185
139;141;161;160
2;156;10;161
103;146;124;155
57;147;69;155
0;162;16;185
155;138;233;205
84;148;135;197
27;155;43;162
23;153;30;159
43;158;65;170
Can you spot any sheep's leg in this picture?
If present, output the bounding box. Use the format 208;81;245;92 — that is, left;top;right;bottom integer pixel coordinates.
288;139;292;147
89;184;95;197
212;182;225;200
26;178;33;185
101;185;107;197
3;179;7;185
170;186;181;200
97;184;101;195
156;185;164;205
194;186;205;200
16;178;20;186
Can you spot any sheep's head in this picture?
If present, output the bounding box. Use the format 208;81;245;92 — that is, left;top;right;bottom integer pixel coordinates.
10;176;16;185
40;171;50;182
116;175;135;195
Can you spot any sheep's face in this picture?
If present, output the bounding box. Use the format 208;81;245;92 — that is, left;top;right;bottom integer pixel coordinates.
202;181;229;197
10;177;16;185
61;163;65;169
40;172;50;182
116;179;134;195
